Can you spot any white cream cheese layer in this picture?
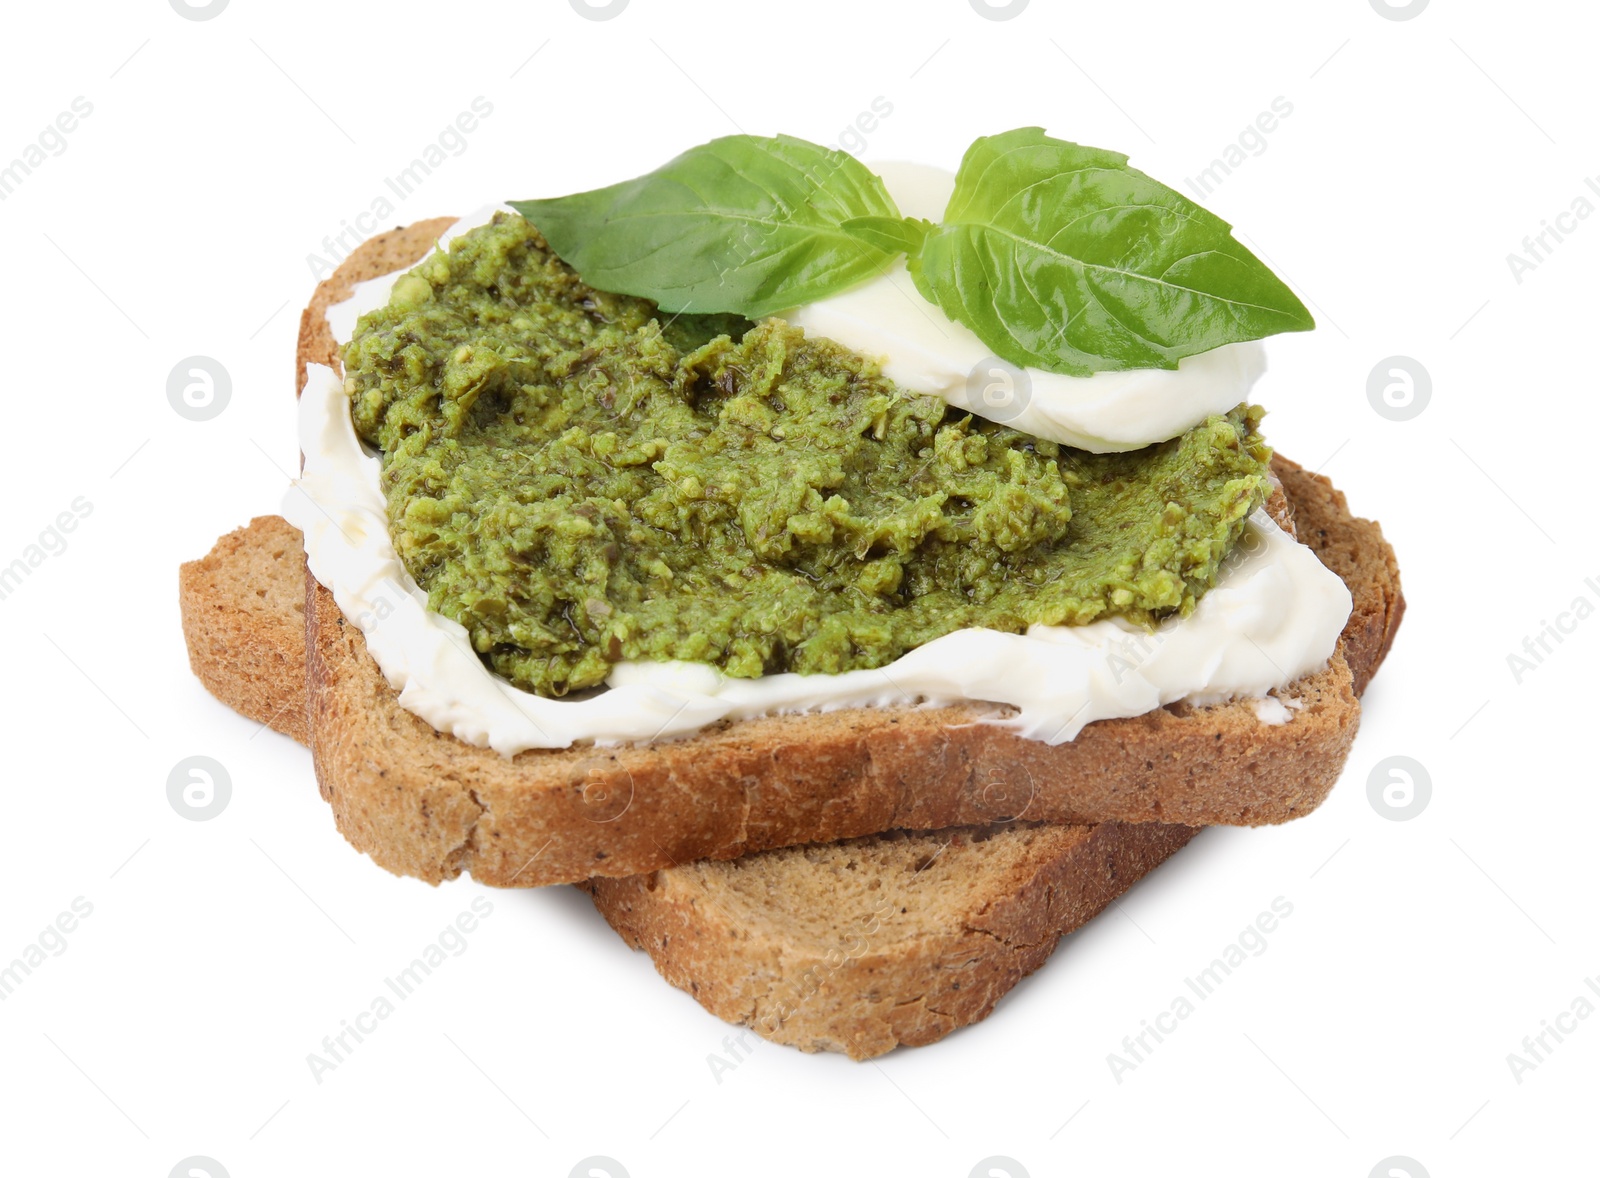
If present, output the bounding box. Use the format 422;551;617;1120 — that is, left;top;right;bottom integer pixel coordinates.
284;186;1350;755
782;162;1268;453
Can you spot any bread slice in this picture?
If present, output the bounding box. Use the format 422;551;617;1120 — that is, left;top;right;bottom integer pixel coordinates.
179;514;310;744
293;218;1370;887
588;821;1199;1058
178;454;1400;1057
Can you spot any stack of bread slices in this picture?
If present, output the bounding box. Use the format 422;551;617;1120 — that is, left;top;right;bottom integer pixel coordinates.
180;220;1403;1060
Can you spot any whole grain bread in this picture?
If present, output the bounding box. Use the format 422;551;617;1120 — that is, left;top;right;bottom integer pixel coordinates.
288;217;1384;887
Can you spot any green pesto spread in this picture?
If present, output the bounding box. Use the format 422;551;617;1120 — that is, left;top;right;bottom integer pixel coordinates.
345;214;1272;697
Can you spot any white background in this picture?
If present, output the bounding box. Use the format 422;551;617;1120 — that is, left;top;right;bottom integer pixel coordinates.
1;1;1594;1175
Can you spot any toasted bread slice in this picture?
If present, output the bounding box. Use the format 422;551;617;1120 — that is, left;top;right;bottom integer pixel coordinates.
587;821;1199;1059
178;455;1400;1057
292;221;1370;887
179;514;309;744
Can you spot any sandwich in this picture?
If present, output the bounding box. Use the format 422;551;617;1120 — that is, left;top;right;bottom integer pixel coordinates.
279;129;1378;888
182;126;1403;1055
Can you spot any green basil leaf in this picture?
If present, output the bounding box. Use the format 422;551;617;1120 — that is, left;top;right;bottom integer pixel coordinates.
909;127;1315;375
510;134;902;318
841;215;933;258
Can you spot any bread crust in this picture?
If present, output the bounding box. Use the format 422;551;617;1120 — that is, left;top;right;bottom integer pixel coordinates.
1274;457;1405;697
286;216;1390;888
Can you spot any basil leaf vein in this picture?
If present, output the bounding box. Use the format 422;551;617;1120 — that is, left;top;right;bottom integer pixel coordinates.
841;215;933;258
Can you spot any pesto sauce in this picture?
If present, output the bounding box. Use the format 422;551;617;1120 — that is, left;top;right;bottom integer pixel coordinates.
345;214;1272;697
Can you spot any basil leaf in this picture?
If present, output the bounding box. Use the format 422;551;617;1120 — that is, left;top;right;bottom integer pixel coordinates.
511;134;902;318
909;127;1315;375
841;215;932;258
